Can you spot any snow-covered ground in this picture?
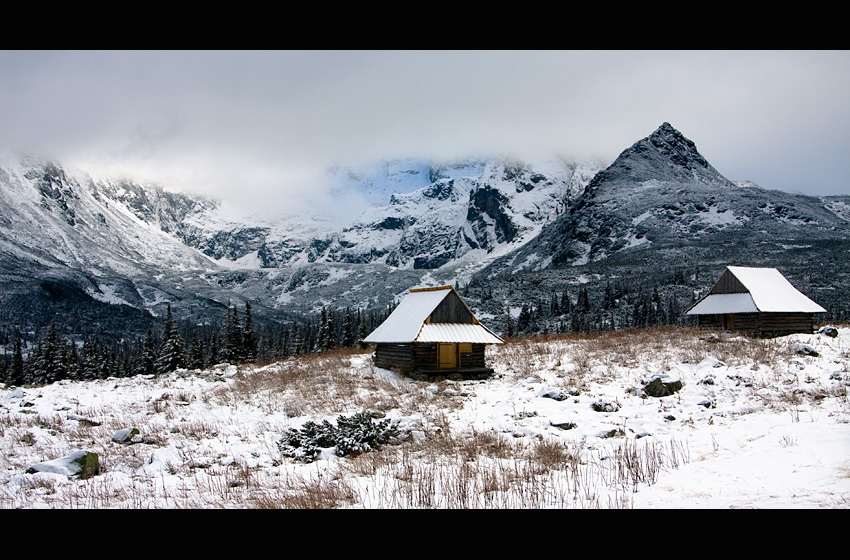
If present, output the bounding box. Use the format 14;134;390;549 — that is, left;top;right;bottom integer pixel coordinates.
1;326;848;508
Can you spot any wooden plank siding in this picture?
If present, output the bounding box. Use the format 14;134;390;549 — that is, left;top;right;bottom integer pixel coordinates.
460;344;487;368
696;312;816;337
708;269;748;295
373;341;489;376
429;290;476;324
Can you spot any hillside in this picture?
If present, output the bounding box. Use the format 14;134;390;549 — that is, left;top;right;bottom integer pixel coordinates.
463;123;850;333
2;326;847;508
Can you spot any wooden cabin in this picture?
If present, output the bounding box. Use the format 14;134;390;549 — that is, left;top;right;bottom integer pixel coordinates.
686;266;826;337
363;286;503;377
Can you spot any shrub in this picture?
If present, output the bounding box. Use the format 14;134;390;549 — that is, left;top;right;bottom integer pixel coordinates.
278;412;401;463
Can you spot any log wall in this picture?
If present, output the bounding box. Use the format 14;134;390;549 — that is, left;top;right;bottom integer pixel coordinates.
374;342;489;372
460;344;487;368
697;312;816;337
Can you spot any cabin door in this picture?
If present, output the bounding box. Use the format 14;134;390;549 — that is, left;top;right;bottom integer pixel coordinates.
438;343;458;369
724;314;735;329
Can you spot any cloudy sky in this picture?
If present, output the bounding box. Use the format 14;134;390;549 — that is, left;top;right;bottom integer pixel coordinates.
1;50;848;216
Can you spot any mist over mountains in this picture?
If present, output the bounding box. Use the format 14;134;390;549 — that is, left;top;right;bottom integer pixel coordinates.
2;123;848;352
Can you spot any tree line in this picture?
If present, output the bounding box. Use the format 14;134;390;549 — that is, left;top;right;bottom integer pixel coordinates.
0;301;394;387
500;282;690;337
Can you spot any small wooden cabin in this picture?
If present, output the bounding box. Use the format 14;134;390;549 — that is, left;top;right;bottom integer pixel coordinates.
363;286;503;376
686;266;826;337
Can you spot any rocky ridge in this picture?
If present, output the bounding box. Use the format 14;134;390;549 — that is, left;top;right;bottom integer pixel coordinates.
2;122;849;344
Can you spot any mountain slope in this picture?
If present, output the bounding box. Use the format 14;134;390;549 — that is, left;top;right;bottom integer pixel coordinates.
2;123;849;347
0;154;599;339
484;122;850;275
0;158;248;337
463;123;850;332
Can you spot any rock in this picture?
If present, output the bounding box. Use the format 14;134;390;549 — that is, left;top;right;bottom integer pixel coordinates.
68;413;101;426
112;427;141;444
643;374;683;397
818;326;839;338
598;428;625;439
538;387;567;401
791;343;819;357
591;399;620;412
26;450;99;479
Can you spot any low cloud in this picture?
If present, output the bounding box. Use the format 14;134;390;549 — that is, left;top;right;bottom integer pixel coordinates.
2;50;848;206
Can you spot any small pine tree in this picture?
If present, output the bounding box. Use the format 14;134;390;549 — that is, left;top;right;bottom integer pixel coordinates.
317;307;331;352
560;290;572;314
140;329;157;376
504;308;515;338
224;305;244;363
155;304;186;375
358;310;368;342
10;332;25;386
30;321;60;385
242;302;256;363
189;333;206;370
341;307;355;348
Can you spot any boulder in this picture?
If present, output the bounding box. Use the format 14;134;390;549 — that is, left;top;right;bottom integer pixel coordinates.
112;427;142;444
643;374;683;397
817;326;839;338
26;450;99;479
538;387;567;401
591;399;620;412
791;343;819;357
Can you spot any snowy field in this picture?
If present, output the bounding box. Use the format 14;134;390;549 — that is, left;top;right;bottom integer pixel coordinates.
1;326;848;509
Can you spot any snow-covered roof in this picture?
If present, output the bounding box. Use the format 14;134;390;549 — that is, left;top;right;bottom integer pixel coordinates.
417;323;504;344
686;293;759;315
687;266;826;315
363;286;503;344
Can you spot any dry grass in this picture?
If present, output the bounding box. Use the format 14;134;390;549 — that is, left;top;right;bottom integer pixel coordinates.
3;324;846;509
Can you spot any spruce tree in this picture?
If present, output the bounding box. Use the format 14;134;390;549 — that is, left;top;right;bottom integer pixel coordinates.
242;302;256;362
10;332;25;386
209;331;221;365
155;303;186;375
225;305;244;362
341;307;355;348
31;321;60;385
358;310;368;342
189;333;206;370
560;291;572;314
578;286;591;313
317;307;330;352
504;308;515;338
326;308;336;349
140;329;157;376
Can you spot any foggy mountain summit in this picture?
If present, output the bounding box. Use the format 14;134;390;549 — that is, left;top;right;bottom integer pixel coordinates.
1;121;849;349
482;121;850;275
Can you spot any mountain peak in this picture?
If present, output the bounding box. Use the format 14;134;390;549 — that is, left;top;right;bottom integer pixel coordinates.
646;122;710;170
582;123;726;193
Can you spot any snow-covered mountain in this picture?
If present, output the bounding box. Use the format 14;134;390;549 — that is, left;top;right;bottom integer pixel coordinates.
485;122;850;274
163;156;597;273
464;123;850;329
0;151;599;338
307;157;594;271
2;122;849;343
